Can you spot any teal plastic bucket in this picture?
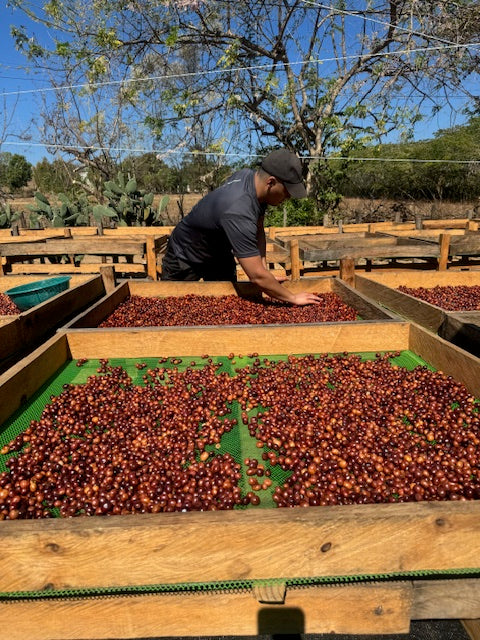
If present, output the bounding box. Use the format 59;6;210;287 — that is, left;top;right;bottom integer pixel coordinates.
5;276;71;311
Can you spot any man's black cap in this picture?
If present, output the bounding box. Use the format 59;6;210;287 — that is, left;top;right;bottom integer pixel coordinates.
260;149;307;199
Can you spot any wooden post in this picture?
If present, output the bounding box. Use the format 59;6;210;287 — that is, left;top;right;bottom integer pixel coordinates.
338;219;343;233
438;234;450;271
290;238;300;281
11;223;19;236
146;236;158;280
63;227;75;264
394;211;402;224
339;258;355;286
97;219;104;236
100;265;116;294
415;214;423;230
269;227;277;241
467;220;479;232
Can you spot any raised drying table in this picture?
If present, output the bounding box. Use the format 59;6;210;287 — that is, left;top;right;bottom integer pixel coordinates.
0;323;479;638
354;270;480;357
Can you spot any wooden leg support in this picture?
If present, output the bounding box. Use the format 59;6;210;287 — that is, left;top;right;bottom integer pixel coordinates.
339;258;355;286
290;238;301;281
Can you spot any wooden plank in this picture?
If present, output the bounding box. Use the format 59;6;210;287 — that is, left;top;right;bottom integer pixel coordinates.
438;312;480;358
449;236;480;256
0;332;70;426
333;278;399;321
103;226;175;236
8;263;147;275
354;275;446;332
18;276;105;346
408;322;480;397
64;322;410;359
376;229;465;238
356;270;480;288
412;579;480;619
424;218;473;230
301;242;440;262
0;501;479;592
463;619;480;640
129;279;239;297
0;239;146;256
0;317;23;362
0;274;92;292
64;281;130;329
0;582;413;639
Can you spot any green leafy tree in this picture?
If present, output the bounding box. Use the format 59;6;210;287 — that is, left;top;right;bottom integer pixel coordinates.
335;116;480;202
0;152;32;192
33;158;76;194
9;0;480;213
5;154;32;191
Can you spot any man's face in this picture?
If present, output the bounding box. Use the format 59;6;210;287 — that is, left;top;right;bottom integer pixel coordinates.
265;177;291;206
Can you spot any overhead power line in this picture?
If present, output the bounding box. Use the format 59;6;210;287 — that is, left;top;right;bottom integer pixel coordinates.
2;140;480;164
1;41;479;98
302;0;458;47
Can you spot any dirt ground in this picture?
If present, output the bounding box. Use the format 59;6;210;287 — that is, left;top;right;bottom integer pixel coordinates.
8;193;478;227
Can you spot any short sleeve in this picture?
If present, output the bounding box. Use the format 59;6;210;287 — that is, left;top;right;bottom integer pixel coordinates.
221;210;260;258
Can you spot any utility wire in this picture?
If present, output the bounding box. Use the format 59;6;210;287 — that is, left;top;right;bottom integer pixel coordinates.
1;41;479;98
301;0;458;47
3;140;480;164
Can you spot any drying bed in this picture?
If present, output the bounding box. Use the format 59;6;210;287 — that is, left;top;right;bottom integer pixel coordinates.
65;276;399;330
397;284;480;311
0;323;480;638
0;274;109;373
1;350;479;522
355;271;480;358
97;292;359;326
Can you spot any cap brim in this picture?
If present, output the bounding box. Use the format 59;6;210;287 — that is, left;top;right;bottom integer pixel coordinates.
285;182;307;199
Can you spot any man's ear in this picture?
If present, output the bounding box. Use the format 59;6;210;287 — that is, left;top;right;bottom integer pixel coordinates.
265;175;276;188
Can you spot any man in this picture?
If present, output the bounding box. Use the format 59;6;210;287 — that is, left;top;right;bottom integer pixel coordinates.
161;148;321;305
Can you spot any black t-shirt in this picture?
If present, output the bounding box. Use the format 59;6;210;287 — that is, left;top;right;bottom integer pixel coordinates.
167;169;266;270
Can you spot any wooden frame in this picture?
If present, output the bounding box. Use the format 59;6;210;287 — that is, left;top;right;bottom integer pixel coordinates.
355;271;480;357
0;234;168;280
64;276;400;331
0;323;480;638
0;273;110;373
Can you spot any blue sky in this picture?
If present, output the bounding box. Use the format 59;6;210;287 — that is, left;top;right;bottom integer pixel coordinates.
0;5;54;163
0;4;476;167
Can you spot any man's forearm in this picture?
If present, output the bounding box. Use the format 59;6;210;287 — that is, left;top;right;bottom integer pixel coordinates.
238;255;295;303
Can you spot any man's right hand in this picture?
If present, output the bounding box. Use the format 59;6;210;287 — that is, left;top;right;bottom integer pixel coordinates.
290;292;322;306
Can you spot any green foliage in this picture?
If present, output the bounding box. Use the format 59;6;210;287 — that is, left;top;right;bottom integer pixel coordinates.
0;204;21;229
32;158;74;194
26;191;93;228
0;153;32;192
265;198;323;227
95;171;167;226
334;117;480;201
